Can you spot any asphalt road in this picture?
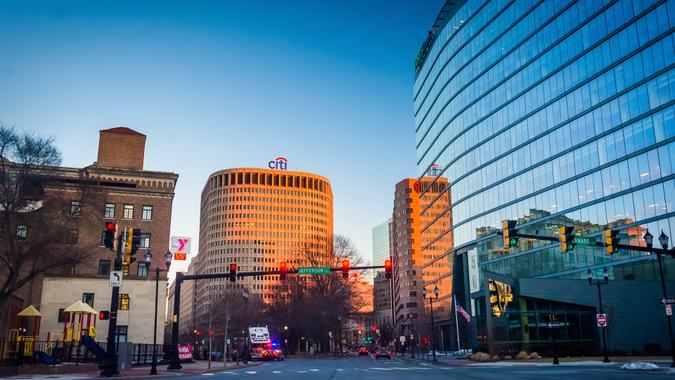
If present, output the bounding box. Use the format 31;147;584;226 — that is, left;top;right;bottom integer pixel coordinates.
173;355;673;380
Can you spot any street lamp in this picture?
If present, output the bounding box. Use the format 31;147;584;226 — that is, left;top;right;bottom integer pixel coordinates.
587;267;610;363
148;250;173;375
423;286;439;362
645;229;675;367
336;317;342;356
406;313;415;359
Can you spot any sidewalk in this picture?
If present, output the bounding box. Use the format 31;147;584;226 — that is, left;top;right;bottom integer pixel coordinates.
8;360;261;379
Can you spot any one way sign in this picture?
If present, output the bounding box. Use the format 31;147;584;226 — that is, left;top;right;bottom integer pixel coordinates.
661;297;675;305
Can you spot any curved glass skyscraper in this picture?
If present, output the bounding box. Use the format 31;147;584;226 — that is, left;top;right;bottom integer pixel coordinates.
415;0;675;355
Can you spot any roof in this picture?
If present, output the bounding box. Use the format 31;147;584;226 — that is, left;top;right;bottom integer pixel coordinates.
100;127;146;137
17;305;42;318
64;300;97;314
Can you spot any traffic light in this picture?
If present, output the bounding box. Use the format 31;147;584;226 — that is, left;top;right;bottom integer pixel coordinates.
124;227;142;264
103;222;117;249
341;259;349;279
99;311;110;320
279;261;287;281
384;259;392;279
604;229;620;254
502;220;518;248
229;263;237;282
559;226;575;252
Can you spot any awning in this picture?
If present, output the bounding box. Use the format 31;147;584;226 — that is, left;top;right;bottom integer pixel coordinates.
17;305;42;318
64;300;97;315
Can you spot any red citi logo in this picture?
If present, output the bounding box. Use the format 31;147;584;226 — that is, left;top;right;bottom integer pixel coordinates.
268;156;288;170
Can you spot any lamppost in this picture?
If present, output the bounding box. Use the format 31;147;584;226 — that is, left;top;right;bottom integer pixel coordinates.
644;229;675;367
283;325;289;356
587;267;610;363
423;285;439;362
336;317;342;356
406;313;415;359
147;250;173;375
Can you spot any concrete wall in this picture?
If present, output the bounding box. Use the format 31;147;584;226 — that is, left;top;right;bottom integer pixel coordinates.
39;276;167;344
520;278;675;353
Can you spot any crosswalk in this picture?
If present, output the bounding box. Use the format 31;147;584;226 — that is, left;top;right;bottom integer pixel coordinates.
207;363;452;376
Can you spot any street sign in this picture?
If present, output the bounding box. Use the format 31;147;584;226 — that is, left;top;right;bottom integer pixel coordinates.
399;336;405;343
546;322;561;328
667;305;673;316
572;236;594;246
596;313;607;327
298;266;330;275
170;237;191;254
109;271;122;287
661;297;675;305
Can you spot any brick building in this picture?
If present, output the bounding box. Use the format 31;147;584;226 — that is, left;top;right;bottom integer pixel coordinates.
1;127;178;344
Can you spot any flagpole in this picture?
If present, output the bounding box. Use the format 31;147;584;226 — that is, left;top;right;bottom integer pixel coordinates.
454;295;461;351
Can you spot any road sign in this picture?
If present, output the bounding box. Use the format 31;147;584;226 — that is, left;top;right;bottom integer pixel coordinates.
572;236;594;246
174;252;187;261
400;336;405;343
546;322;561;328
661;297;675;305
596;313;607;327
109;271;123;287
667;305;673;316
298;266;330;275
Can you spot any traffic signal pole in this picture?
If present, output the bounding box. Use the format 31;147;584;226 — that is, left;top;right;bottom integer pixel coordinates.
165;264;388;370
100;234;123;377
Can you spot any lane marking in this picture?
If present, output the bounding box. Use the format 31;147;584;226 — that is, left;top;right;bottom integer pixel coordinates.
202;374;214;376
297;370;308;373
245;371;257;374
336;368;344;371
310;369;319;372
220;372;238;375
272;370;282;374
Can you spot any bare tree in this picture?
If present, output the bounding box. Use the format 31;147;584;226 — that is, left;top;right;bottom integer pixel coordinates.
0;125;100;325
264;235;369;353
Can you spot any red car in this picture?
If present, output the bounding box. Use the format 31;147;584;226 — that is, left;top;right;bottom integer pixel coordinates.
358;347;369;356
375;349;392;359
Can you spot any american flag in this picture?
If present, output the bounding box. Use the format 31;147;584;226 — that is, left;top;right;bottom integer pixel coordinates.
456;301;471;323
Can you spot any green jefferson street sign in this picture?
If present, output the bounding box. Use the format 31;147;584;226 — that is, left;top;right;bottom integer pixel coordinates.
572;236;595;246
298;266;331;275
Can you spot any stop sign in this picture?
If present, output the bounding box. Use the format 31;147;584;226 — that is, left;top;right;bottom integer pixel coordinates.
597;313;607;327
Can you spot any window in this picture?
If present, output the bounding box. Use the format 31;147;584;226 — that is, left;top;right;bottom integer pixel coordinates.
105;203;115;218
82;293;95;308
137;262;148;278
65;229;79;245
140;233;151;249
141;205;152;220
58;308;66;323
70;201;81;216
15;225;27;240
118;294;130;310
116;325;128;344
98;260;111;275
123;204;134;219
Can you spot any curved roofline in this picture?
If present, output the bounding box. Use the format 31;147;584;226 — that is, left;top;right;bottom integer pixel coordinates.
206;167;332;185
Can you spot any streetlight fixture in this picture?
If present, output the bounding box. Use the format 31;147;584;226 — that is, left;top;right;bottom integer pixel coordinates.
587;267;610;363
148;250;173;375
645;229;675;367
423;286;439;362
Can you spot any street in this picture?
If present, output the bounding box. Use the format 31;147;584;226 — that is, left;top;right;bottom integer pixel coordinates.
168;355;673;380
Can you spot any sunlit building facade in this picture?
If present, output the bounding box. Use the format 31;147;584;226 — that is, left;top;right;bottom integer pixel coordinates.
194;168;333;323
391;178;452;347
415;0;675;355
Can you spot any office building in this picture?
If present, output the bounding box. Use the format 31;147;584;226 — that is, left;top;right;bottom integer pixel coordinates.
193;168;333;325
372;220;392;266
414;0;675;354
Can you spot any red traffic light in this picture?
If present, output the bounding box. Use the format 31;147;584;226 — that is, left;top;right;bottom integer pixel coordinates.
341;259;349;270
384;259;392;270
99;311;110;320
280;262;287;272
105;222;115;232
230;263;237;271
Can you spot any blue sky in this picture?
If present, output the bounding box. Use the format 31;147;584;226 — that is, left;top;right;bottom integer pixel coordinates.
0;0;444;274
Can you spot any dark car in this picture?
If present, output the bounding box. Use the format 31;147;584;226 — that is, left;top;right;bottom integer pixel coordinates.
358;347;369;356
375;349;392;359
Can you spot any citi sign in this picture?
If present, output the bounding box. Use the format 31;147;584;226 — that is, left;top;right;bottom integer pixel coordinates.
268;156;288;170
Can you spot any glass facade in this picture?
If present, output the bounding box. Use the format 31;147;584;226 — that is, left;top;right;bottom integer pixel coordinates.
371;219;391;267
415;0;675;284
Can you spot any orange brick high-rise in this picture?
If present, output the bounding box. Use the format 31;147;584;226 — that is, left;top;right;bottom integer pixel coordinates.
193;168;333;321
